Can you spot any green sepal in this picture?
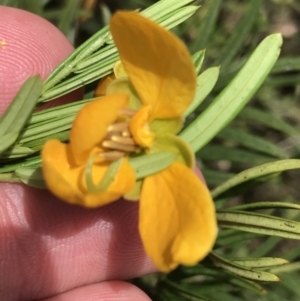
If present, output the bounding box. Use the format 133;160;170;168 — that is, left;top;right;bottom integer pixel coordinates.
153;134;194;168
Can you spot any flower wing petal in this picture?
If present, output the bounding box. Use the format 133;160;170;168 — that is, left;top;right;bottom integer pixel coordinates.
70;94;129;165
42;139;85;205
110;12;196;119
139;162;217;272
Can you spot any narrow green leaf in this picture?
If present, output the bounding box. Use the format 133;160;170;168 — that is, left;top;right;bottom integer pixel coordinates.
239;107;299;136
22;131;70;151
15;167;47;189
212;159;300;198
210;251;280;282
179;265;267;295
191;0;222;52
267;74;300;86
214;0;263;68
0;76;43;136
229;257;289;269
217;210;300;240
270;262;300;274
30;99;88;125
198;144;275;165
184;67;220;117
160;6;199;30
192;49;205;75
229;276;267;295
1;145;34;159
0;132;19;154
216;229;258;247
18;0;43;15
0;155;42;173
217;127;288;159
162;279;212;301
251;237;282;258
142;0;194;20
57;0;80;37
272;56;300;73
0;172;20;183
74;44;117;71
41;26;109;94
231;202;300;211
180;34;283;152
19;115;75;143
202;167;235;187
40;61;115;102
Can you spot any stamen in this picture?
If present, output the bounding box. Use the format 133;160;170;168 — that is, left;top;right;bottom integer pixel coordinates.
122;130;131;137
99;151;125;161
120;108;137;117
111;135;136;145
102;140;139;152
107;122;129;132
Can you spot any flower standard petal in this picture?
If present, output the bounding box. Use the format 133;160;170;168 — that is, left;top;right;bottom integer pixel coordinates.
70;94;129;165
110;12;196;120
42;139;85;205
139;162;217;272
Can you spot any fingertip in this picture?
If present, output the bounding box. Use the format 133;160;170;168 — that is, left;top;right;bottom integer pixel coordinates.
0;6;79;114
41;281;152;301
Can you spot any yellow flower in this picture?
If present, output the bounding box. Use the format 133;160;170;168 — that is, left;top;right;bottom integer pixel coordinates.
42;11;217;272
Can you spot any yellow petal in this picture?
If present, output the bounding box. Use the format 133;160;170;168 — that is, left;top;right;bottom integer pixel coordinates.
139;162;217;272
110;12;196;120
42;139;85;205
129;104;155;148
94;74;116;96
70;94;129;165
84;158;136;207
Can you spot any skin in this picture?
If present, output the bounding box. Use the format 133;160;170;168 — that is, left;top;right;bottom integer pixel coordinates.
0;6;206;301
0;6;153;301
